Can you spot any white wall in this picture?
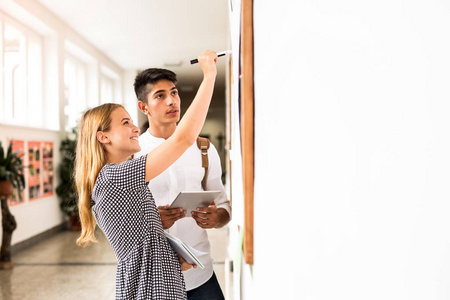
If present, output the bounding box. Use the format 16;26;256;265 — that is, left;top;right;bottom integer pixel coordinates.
0;127;63;244
242;1;450;299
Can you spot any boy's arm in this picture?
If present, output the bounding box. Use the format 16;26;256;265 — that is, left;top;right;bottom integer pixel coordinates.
191;202;230;229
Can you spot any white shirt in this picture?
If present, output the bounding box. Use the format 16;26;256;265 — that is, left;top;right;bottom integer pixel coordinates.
134;131;231;290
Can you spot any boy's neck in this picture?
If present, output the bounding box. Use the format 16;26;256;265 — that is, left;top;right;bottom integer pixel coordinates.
148;123;177;140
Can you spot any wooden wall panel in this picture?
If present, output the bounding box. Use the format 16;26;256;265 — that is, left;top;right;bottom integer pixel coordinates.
240;0;254;265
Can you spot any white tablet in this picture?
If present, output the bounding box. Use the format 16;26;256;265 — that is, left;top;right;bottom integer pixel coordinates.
169;191;221;216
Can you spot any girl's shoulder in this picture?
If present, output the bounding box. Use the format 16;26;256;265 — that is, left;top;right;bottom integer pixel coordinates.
100;155;147;191
104;155;145;173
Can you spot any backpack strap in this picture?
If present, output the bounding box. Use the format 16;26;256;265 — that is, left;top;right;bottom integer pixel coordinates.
196;137;210;190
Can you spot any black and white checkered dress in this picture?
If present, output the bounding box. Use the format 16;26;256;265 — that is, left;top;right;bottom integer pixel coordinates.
92;155;186;299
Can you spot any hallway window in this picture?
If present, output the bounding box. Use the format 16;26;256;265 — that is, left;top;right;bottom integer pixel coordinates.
0;20;43;126
100;65;121;104
27;36;43;127
64;55;88;132
100;75;114;104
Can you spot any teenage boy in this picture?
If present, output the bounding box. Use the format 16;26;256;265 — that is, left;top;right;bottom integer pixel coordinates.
134;64;231;300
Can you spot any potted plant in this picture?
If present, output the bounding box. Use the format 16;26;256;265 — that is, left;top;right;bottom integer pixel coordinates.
0;141;25;269
55;130;80;230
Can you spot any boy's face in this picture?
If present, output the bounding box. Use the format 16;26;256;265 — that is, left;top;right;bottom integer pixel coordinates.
143;79;181;126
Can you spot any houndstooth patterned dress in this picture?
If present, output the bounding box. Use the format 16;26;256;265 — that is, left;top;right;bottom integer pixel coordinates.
92;155;186;299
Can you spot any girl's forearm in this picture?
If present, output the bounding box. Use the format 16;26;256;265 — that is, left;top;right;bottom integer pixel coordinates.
173;75;216;145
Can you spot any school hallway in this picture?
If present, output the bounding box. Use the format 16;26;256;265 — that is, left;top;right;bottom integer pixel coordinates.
3;0;450;299
0;227;232;300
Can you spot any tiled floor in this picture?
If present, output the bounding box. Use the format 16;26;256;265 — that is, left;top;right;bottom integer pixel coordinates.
0;226;232;300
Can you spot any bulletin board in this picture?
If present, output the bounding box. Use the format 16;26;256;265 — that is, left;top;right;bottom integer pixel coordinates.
42;142;54;197
28;141;54;201
7;140;54;205
28;141;42;200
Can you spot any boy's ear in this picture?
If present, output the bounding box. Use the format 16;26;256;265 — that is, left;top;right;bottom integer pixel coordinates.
96;131;110;144
138;101;149;115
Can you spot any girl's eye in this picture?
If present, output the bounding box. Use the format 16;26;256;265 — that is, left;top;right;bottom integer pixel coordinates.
172;91;178;96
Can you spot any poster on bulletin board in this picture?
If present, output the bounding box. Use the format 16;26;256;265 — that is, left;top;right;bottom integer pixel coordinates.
9;140;25;206
42;142;54;197
28;141;42;200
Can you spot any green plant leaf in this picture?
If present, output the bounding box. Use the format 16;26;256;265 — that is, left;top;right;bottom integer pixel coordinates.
0;141;26;200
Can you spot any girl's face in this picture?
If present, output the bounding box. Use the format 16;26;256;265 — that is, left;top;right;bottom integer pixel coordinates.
102;107;140;161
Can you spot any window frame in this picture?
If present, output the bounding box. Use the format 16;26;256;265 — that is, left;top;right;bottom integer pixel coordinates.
100;64;121;105
0;14;44;128
63;52;89;132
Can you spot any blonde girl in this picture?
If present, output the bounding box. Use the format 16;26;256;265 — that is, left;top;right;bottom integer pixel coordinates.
74;50;217;300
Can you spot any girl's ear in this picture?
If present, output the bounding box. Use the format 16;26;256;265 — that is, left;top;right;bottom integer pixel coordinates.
96;131;110;144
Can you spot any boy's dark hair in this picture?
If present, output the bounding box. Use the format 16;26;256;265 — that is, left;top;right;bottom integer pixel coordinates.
134;68;177;103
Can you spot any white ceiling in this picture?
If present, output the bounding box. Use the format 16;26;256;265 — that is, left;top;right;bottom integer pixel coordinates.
36;0;231;88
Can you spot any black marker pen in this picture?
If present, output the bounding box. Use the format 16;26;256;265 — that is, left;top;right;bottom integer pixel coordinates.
190;50;232;64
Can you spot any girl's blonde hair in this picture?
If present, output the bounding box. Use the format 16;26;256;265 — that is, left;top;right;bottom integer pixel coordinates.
75;103;124;247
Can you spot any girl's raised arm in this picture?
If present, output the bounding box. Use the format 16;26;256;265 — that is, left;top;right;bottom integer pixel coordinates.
144;50;218;182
